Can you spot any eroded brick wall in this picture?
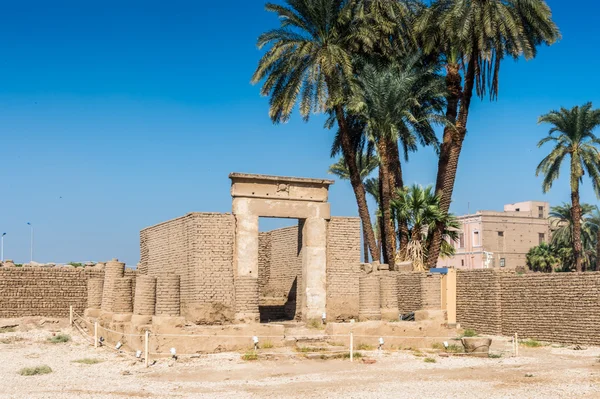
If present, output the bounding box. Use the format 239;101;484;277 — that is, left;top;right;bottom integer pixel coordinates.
457;270;600;344
0;267;104;318
397;273;422;314
326;217;362;320
262;225;302;298
140;212;235;322
456;270;502;335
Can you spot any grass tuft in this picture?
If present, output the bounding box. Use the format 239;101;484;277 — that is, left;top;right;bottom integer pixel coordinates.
0;337;24;345
48;334;71;344
242;351;258;361
261;341;273;349
424;357;437;363
73;358;103;365
357;343;375;351
521;339;543;348
307;319;324;330
489;353;502;359
432;342;444;350
412;350;426;358
0;327;16;333
18;365;52;376
339;352;363;359
462;329;478;337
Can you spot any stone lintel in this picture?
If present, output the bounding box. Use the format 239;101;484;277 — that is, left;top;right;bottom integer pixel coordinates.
233;198;330;220
230;173;334;203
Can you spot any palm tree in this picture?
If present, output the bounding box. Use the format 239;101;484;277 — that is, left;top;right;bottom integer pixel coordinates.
391;184;457;270
586;207;600;271
329;152;379;262
252;0;380;262
418;0;561;268
526;243;559;273
347;56;446;268
550;202;597;271
537;104;600;271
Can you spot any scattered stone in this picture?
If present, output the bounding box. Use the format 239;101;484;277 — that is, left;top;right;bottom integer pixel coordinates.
362;359;377;364
121;370;132;376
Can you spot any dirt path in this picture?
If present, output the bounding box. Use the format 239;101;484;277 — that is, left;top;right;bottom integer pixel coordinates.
1;324;599;398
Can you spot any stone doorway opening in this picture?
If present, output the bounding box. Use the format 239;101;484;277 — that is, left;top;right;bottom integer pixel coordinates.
230;173;334;323
258;218;304;322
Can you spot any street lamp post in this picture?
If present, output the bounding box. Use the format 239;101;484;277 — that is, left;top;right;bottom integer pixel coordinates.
1;233;6;262
27;223;33;263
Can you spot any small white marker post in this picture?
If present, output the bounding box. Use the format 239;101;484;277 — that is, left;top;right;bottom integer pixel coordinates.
69;306;73;326
144;331;150;368
350;332;354;363
94;322;98;348
515;333;519;357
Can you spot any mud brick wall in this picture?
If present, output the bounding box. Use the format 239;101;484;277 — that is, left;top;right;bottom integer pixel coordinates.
260;225;302;299
0;267;104;318
421;274;441;310
500;273;600;344
456;270;502;335
326;217;362;321
258;232;271;293
397;273;422;314
140;212;235;321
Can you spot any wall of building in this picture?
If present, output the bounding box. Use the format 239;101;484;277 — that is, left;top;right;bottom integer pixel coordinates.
0;267;105;318
326;217;362;321
457;270;600;344
140;212;235;323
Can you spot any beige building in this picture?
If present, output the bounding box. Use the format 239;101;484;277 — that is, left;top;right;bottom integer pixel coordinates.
438;201;551;270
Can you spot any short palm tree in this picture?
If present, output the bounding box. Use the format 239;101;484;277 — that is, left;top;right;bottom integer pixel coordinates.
391;184;457;270
347;56;446;268
526;243;560;273
586;207;600;271
252;0;380;261
537;104;600;272
418;0;561;268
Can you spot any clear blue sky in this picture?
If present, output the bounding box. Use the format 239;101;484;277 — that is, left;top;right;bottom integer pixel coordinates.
1;0;599;265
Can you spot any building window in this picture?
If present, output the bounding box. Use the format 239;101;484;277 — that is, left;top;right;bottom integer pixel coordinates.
539;233;545;245
538;206;544;219
515;208;520;212
498;231;504;237
458;233;465;249
461;259;464;267
500;258;506;268
473;230;481;247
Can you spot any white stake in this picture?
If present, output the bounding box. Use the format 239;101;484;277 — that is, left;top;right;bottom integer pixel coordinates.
69;306;73;326
144;331;150;368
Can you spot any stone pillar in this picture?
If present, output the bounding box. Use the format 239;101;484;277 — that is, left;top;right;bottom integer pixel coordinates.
101;259;125;312
301;217;327;321
87;278;104;309
113;277;133;314
134;275;157;316
359;275;381;321
233;211;260;322
379;274;399;321
155;274;181;317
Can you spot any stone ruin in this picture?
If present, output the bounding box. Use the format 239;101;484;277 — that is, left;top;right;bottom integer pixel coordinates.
82;173;456;353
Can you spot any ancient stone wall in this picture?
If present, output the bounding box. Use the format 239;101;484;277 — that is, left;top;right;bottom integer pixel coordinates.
0;267;104;318
260;225;302;298
456;270;600;344
456;270;502;335
397;273;422;314
140;212;235;322
326;217;362;321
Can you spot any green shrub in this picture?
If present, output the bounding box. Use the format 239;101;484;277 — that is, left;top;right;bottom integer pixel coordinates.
48;334;71;344
424;357;436;363
242;351;258;361
18;365;52;376
446;344;464;353
521;339;543;348
72;358;103;365
357;343;374;351
431;342;444;350
489;353;502;359
462;329;478;337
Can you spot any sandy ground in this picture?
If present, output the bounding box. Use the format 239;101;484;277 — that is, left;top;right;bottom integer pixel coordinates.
1;320;600;399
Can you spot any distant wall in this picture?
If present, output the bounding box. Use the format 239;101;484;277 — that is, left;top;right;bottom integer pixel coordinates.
457;270;600;344
0;267;105;318
326;217;362;321
397;272;441;315
140;212;235;322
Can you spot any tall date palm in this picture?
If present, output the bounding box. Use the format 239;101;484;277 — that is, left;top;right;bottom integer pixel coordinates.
418;0;560;268
538;104;600;271
251;0;380;261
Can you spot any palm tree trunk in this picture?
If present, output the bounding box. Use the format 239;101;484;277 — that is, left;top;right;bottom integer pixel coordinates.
571;181;584;272
334;105;380;262
378;138;396;269
387;138;408;252
379;166;389;264
427;59;476;268
363;223;370;263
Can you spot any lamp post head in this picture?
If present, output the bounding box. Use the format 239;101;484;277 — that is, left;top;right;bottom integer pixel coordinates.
1;233;5;237
27;222;31;226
